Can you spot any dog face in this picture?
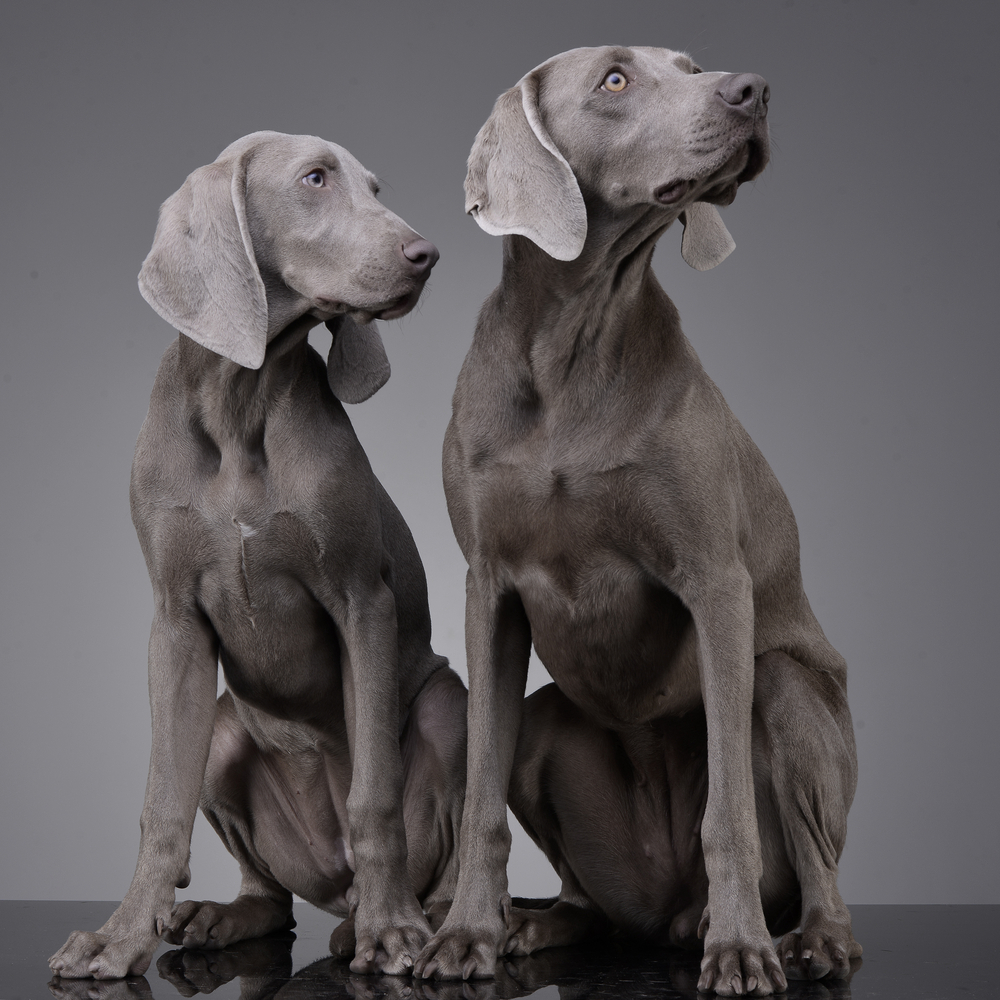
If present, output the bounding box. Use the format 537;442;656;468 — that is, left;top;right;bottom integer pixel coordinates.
464;46;769;267
536;46;769;210
139;131;437;373
241;134;435;325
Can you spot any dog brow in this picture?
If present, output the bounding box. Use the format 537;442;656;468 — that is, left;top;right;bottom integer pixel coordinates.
602;45;635;66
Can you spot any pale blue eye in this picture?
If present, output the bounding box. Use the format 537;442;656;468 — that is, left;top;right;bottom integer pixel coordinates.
302;170;324;187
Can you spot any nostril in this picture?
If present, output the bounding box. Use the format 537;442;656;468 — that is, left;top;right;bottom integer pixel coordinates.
717;73;768;112
401;237;440;274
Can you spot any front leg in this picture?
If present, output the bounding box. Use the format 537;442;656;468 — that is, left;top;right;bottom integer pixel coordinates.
49;605;219;979
339;580;430;975
689;569;786;997
415;576;531;980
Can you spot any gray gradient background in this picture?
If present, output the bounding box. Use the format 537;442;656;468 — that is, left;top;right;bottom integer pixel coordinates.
2;0;997;907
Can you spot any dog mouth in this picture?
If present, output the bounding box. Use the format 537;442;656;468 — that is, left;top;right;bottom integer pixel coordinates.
372;286;424;321
313;282;426;324
656;136;770;209
654;179;692;205
696;137;769;206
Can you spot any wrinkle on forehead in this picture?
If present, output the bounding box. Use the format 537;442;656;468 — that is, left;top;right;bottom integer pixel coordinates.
630;47;703;75
598;45;639;67
523;45;632;83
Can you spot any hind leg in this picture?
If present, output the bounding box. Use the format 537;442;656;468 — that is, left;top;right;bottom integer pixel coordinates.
504;686;616;955
400;665;468;910
163;881;294;951
506;684;710;955
753;650;861;981
162;691;353;950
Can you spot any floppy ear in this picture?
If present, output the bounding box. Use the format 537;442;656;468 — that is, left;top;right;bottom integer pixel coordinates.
679;201;736;271
325;316;391;404
138;151;268;369
464;73;587;261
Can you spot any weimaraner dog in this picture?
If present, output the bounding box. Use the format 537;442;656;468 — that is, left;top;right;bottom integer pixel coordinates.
48;131;467;981
416;47;860;996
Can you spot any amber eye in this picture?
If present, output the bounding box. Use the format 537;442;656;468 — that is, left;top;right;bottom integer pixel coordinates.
302;170;324;188
602;70;627;92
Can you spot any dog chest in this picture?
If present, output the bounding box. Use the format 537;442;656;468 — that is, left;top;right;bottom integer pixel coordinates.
142;499;353;720
525;575;703;727
469;459;703;725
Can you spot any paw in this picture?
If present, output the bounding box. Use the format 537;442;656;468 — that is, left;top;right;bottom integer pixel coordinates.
329;914;356;959
503;901;602;956
161;900;236;950
778;923;861;982
49;930;158;980
414;925;503;980
698;938;786;996
349;911;431;975
160;896;293;951
503;909;547;957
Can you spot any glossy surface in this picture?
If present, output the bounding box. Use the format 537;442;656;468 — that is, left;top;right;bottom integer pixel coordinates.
3;902;995;1000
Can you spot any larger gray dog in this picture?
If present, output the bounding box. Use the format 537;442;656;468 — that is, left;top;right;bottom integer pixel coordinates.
49;132;467;980
415;48;860;996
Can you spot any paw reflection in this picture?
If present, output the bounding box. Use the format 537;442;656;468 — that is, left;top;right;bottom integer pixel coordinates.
48;974;153;1000
156;931;294;995
74;932;858;999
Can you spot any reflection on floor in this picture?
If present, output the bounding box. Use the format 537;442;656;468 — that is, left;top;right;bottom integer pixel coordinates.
2;901;995;1000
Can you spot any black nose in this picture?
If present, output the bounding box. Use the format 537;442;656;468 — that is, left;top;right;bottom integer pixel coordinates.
399;237;440;279
716;73;769;116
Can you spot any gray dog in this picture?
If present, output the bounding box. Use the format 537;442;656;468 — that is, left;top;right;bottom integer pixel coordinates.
415;48;860;997
49;132;467;980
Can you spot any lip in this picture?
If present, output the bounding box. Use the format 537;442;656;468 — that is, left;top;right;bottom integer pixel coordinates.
737;137;768;182
311;297;348;321
654;179;690;205
372;286;422;321
667;136;769;208
314;283;425;323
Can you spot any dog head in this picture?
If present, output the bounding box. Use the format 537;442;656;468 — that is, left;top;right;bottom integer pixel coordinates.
139;131;438;402
465;46;769;270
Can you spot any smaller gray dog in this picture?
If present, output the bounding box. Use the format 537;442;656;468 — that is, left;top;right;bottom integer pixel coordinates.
48;131;466;980
417;47;860;997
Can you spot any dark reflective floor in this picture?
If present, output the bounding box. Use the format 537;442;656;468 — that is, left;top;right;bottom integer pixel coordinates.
2;902;995;1000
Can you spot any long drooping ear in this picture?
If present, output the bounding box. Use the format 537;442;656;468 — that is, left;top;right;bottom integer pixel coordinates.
325;316;390;404
464;73;587;261
138;151;268;369
679;201;736;271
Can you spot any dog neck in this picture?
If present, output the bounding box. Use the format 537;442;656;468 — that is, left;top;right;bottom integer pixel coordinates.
174;315;319;449
495;215;682;395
